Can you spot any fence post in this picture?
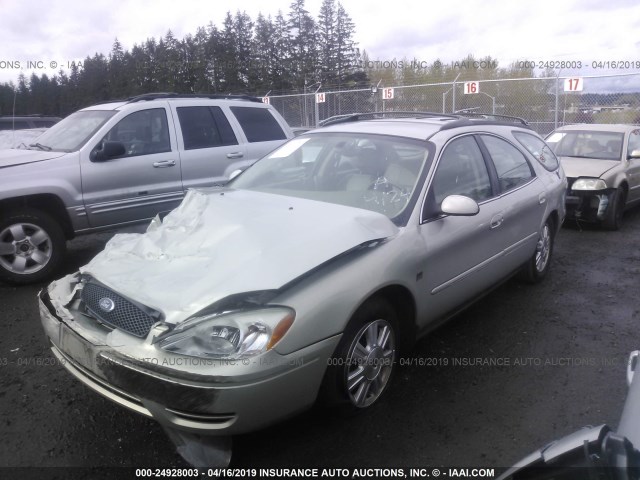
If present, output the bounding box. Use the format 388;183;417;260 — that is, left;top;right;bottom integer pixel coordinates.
554;74;559;129
314;84;322;127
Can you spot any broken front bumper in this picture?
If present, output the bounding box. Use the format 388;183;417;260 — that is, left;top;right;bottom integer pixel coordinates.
39;284;339;436
565;187;616;223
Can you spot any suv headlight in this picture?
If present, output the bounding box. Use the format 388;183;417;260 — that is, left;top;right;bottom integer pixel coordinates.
572;178;607;191
158;307;295;359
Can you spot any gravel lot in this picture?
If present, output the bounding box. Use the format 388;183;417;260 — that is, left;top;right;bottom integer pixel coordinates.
1;209;639;474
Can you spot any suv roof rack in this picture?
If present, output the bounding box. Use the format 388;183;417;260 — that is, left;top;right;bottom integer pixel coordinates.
125;92;263;104
319;111;458;127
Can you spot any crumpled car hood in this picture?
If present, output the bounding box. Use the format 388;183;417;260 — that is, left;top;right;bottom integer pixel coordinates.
0;148;66;168
560;157;620;179
81;188;399;325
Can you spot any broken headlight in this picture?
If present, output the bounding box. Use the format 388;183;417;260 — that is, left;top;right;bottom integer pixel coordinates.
157;307;295;359
572;178;607;191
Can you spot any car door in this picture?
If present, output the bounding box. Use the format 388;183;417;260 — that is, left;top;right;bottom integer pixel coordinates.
626;128;640;203
477;133;546;271
227;105;290;163
171;104;250;189
418;134;508;320
81;105;183;228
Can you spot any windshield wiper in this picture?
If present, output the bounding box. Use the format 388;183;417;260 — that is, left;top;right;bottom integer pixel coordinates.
28;143;52;151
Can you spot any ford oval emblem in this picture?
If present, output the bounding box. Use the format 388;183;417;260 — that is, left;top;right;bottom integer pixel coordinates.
98;297;116;312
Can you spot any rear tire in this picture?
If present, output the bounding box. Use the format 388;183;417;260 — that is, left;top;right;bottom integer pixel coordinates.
320;298;398;410
0;208;66;285
519;217;554;284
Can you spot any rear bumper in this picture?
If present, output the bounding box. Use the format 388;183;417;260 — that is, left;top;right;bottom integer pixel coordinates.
39;289;339;436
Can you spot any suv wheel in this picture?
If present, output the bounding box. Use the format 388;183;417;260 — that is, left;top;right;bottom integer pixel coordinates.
0;208;66;284
321;298;398;410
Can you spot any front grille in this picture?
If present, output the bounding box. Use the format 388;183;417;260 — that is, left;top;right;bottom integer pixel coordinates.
81;282;161;338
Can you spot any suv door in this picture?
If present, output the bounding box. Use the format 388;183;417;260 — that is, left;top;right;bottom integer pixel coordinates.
81;105;183;228
227;105;289;162
172;105;249;189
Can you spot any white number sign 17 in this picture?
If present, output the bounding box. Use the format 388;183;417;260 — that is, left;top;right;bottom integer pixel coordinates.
564;78;583;92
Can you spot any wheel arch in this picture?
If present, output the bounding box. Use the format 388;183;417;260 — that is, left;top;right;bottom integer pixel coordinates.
356;284;417;353
0;194;74;239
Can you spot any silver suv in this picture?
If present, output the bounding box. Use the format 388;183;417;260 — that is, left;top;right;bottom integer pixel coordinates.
0;93;293;284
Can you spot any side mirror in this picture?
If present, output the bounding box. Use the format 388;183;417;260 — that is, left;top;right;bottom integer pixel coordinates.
91;141;126;161
441;195;480;216
628;149;640;159
228;169;244;180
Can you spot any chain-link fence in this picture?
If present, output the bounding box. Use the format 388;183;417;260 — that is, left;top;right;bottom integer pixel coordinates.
267;72;640;135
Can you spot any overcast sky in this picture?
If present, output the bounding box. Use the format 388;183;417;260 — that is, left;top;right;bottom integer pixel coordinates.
1;0;639;86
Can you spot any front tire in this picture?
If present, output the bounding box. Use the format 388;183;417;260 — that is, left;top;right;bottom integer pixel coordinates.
321;298;398;410
0;208;66;285
602;186;626;231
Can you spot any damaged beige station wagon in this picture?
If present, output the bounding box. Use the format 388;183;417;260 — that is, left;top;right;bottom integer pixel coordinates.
39;112;567;465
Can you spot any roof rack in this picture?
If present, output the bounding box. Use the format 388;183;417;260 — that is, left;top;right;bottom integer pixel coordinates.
125;92;263;103
319;111;459;127
454;112;529;126
318;111;531;130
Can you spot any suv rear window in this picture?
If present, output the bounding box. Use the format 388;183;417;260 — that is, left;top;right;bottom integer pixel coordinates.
230;107;287;143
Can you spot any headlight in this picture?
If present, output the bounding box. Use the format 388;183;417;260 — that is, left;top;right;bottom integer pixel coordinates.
571;178;607;191
158;307;295;359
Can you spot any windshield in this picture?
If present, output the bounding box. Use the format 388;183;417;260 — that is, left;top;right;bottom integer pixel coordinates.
230;132;429;221
546;130;624;160
28;110;116;152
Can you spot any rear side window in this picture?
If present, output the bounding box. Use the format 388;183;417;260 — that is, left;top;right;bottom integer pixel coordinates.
513;132;559;171
230;107;287;143
177;106;238;150
480;135;534;192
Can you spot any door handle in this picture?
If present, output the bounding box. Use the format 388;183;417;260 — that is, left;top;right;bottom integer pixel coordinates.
226;152;244;159
153;160;176;168
490;213;504;229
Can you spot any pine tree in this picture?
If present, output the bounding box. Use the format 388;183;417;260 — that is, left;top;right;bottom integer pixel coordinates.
287;0;318;90
272;11;293;92
334;2;358;86
317;0;337;86
234;11;254;92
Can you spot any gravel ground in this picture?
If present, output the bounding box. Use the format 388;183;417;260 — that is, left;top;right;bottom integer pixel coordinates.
1;210;639;476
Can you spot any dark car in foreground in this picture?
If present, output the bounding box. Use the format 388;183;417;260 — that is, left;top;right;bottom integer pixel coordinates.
546;124;640;230
40;112;566;465
499;350;640;479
